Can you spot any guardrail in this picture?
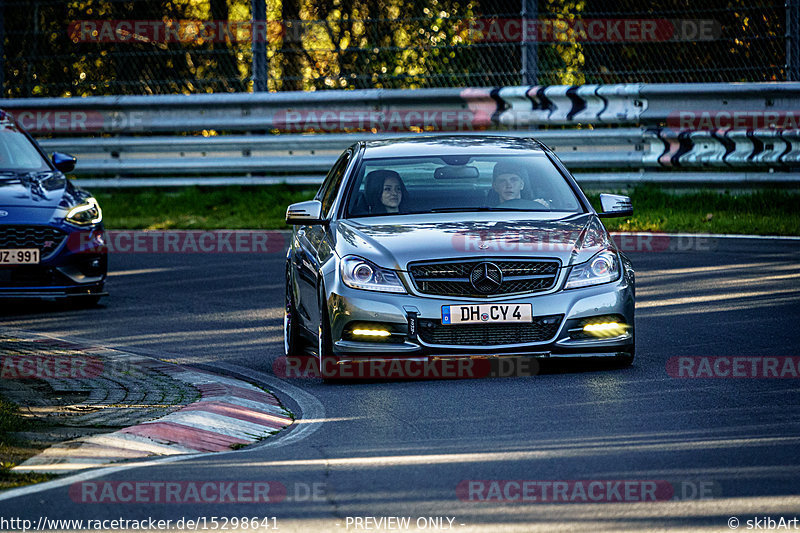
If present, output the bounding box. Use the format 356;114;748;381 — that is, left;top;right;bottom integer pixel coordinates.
2;82;799;187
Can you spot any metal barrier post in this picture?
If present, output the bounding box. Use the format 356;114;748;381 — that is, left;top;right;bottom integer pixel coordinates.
252;0;268;92
521;0;538;86
788;0;800;81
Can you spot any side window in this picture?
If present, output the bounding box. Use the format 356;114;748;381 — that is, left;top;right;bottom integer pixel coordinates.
315;165;334;202
319;151;351;217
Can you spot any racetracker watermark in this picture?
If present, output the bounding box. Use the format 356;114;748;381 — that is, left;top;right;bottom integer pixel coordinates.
67;19;720;44
273;356;548;380
69;20;285;43
69;481;326;504
275;356;490;380
0;516;279;532
667;110;800;130
8;107;491;134
0;354;105;380
462;18;720;43
612;233;718;253
8;109;146;133
272;108;490;133
667;356;800;379
67;230;286;254
450;231;717;254
457;480;720;503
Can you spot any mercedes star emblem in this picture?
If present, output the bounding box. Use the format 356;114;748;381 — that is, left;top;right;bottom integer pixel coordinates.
469;262;503;294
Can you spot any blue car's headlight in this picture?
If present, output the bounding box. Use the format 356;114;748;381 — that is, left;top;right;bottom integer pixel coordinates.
65;197;102;226
341;256;406;293
564;248;621;289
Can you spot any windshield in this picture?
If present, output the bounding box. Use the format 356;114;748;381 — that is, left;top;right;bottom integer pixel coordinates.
345;154;583;217
0;123;51;173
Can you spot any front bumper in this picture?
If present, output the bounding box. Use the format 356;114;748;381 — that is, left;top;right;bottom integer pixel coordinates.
324;266;634;360
0;225;107;299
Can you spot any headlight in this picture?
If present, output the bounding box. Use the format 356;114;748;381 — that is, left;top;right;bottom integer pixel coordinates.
564;248;620;289
66;198;102;226
341;256;406;293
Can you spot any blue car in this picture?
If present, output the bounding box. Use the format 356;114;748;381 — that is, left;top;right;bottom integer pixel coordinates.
0;110;107;304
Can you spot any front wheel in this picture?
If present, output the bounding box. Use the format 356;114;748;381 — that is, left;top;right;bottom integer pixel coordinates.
614;351;635;368
613;340;635;368
284;268;304;356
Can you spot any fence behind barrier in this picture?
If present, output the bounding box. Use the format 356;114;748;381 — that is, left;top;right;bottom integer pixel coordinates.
3;0;795;96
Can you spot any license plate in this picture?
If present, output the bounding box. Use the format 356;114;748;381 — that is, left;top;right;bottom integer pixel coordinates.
0;249;40;265
441;303;532;325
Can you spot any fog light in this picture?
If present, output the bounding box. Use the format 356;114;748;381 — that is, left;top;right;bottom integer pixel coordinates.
583;322;627;338
351;328;391;337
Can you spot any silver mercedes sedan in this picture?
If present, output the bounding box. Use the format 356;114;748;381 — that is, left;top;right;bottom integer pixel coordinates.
284;136;635;377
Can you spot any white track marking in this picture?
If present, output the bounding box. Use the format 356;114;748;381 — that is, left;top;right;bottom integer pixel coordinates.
0;361;325;502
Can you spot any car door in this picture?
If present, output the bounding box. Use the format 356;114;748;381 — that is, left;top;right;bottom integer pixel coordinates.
293;148;352;333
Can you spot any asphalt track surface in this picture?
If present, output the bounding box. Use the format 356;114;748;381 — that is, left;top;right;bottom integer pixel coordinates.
1;236;800;532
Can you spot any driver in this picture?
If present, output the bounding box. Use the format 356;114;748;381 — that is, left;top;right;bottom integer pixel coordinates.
491;161;549;208
492;161;527;203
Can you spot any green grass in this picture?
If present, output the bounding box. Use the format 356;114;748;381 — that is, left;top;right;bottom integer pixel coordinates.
93;185;318;230
587;187;800;235
92;185;800;235
0;396;54;489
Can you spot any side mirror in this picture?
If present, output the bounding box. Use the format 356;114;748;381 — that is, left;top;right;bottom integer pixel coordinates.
598;194;633;218
52;152;77;173
286;200;325;225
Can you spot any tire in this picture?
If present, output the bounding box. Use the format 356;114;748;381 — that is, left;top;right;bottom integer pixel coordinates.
284;267;305;357
614;351;635;368
613;341;635;368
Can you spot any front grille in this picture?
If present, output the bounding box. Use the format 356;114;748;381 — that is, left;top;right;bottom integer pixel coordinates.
409;259;560;297
418;315;563;346
0;225;67;259
0;266;64;287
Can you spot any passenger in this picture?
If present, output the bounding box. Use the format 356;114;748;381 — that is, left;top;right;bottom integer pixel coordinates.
365;170;409;214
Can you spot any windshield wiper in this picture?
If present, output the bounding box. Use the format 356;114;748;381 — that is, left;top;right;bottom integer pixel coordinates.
0;171;23;182
30;170;57;180
423;206;539;213
425;207;493;213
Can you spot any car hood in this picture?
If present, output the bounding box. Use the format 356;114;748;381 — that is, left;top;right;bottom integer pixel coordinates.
334;212;613;270
0;173;82;224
